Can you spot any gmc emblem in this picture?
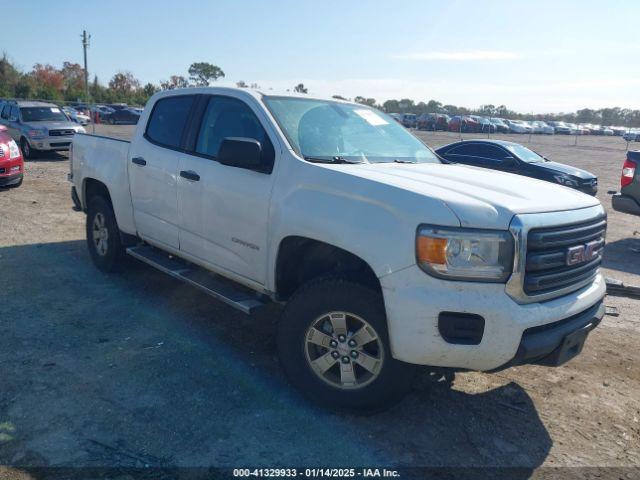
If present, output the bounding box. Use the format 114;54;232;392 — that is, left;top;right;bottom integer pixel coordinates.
566;240;601;266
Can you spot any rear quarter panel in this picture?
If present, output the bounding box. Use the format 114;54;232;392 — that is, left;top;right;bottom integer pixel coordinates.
72;134;136;235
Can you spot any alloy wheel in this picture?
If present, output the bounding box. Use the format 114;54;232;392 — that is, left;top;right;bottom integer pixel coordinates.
304;311;384;390
92;212;109;256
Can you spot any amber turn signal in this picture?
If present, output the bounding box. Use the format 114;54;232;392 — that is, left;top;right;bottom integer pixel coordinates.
417;236;448;265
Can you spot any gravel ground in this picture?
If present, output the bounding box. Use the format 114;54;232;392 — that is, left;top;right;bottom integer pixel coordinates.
0;126;638;475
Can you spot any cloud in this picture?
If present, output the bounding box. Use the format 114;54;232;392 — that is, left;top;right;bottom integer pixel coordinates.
396;50;521;61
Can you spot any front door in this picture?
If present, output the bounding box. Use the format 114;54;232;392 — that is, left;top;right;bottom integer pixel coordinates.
177;95;277;284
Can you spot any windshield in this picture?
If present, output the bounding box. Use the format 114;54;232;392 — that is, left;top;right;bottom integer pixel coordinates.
506;144;545;163
20;106;68;122
263;97;440;164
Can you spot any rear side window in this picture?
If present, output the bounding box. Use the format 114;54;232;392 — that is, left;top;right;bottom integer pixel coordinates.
474;144;509;160
447;144;507;160
447;144;477;156
145;95;195;149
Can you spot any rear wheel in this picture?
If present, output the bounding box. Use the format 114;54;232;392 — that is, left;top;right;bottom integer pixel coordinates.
277;278;417;412
86;196;125;272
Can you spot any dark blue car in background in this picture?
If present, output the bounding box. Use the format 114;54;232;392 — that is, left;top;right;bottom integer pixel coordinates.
436;139;598;195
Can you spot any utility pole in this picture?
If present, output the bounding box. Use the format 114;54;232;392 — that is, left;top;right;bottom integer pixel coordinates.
81;30;91;103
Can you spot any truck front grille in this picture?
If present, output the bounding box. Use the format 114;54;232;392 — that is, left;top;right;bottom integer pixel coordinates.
524;217;606;295
49;129;75;137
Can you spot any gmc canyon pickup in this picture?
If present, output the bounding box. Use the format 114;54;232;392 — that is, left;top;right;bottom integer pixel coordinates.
70;88;606;410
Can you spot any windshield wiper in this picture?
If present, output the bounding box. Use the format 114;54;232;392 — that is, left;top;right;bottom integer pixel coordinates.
304;156;365;164
393;159;417;164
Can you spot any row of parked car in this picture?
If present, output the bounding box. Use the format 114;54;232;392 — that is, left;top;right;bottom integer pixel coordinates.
0;98;145;160
390;112;631;136
0;100;143;127
63;102;143;125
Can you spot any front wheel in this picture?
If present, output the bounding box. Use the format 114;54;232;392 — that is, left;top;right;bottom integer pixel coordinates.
277;278;417;412
86;196;125;272
20;137;37;159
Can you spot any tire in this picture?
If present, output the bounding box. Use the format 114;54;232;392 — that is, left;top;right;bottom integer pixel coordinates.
277;277;417;412
20;137;37;160
86;195;125;272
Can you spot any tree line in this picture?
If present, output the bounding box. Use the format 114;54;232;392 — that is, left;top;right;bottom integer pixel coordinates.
373;99;640;128
1;53;639;127
0;54;227;106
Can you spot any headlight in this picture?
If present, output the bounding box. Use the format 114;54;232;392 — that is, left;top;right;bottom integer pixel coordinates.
416;226;514;282
28;129;47;139
8;140;21;159
553;175;578;188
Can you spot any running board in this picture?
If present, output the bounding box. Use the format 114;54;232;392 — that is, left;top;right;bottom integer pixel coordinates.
126;245;266;314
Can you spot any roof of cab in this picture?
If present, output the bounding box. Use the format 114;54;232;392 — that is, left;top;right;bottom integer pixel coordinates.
149;86;356;106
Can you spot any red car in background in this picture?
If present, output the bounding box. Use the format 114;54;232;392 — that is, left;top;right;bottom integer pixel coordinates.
0;125;24;188
448;115;480;133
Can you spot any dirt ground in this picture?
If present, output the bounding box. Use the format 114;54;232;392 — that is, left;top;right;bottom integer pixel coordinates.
0;126;638;476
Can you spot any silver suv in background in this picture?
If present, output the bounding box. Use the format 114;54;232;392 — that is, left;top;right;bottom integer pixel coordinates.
0;100;85;158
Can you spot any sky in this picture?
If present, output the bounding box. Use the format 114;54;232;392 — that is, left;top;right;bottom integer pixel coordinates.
4;0;640;113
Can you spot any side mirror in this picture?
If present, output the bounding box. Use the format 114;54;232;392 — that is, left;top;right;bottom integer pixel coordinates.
503;156;517;166
9;116;18;122
218;137;262;170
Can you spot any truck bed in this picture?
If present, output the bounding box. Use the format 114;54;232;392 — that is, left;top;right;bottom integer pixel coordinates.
71;133;137;234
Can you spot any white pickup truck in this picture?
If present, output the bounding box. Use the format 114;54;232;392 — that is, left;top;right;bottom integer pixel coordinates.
70;88;606;410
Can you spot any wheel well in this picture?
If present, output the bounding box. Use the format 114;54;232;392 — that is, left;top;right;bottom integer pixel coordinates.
275;236;381;300
83;178;112;210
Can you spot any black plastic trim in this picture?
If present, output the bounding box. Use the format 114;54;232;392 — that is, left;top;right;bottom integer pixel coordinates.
438;312;485;345
490;300;604;372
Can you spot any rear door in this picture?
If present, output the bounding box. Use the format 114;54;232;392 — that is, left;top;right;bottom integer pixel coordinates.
177;94;277;284
128;94;196;249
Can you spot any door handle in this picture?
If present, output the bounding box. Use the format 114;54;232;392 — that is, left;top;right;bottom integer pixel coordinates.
180;170;200;181
132;157;146;166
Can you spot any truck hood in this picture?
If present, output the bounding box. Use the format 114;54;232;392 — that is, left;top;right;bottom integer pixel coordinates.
535;160;596;180
328;162;601;229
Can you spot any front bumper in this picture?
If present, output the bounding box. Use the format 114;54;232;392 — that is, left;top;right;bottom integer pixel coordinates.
490;300;604;371
576;185;598;196
0;172;23;186
29;136;74;151
612;193;640;216
380;264;606;371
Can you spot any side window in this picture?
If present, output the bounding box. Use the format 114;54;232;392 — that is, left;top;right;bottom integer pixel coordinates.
195;96;274;168
474;145;509;161
447;144;478;156
145;95;195;149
